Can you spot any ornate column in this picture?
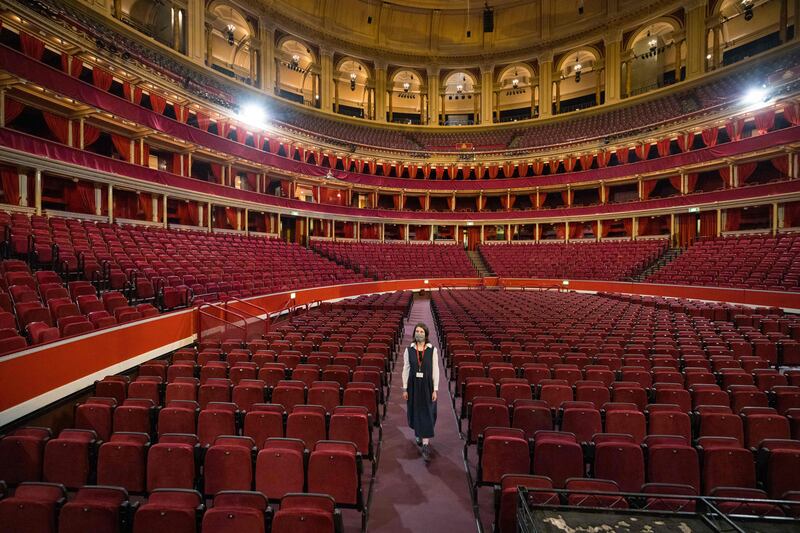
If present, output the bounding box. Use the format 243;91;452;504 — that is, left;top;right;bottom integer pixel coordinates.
685;0;708;80
538;52;553;118
673;29;685;82
427;67;440;125
603;30;622;104
375;61;388;122
187;0;206;64
204;23;213;66
480;64;494;125
259;19;276;93
320;48;334;112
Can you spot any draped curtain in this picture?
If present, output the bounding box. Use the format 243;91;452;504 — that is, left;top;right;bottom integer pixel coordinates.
531;161;544;175
43;111;70;145
635;142;651;160
83;124;100;148
245;172;257;191
676;213;696;247
111;134;131;162
149;92;167;115
754;109;775;135
597;151;611;168
737;162;758;185
569;222;583;239
698;211;717;238
554;223;566;240
225;208;238;229
560;190;572;206
686;173;699;193
656;138;671;157
196;113;211;131
642;179;658;199
415;225;430;241
772;155;789;176
178;201;200;225
784;201;800;227
784;103;800;126
66;180;96;214
20;32;45;60
719;166;732;187
447;196;456;211
579;154;593;170
668;175;682;193
563;157;577;172
701;127;718;147
4;97;24;124
621;218;633;236
0;167;20;206
209;163;223;184
134;142;150;166
726;208;742;231
616;147;629;164
677;132;695;152
726;118;745;141
488;164;499;179
92;68;113;91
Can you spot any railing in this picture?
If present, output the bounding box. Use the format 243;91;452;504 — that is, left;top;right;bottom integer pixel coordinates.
196;302;250;346
223;296;270;337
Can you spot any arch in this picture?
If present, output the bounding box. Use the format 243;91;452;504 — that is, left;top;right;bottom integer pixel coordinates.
335;57;372;84
276;36;317;69
497;62;536;84
556;46;602;74
207;0;257;36
390;67;426;90
625;17;682;51
127;0;173;45
442;70;478;94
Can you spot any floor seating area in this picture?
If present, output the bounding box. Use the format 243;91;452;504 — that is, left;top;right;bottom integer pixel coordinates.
0;292;410;532
312;241;476;280
647;233;800;291
430;289;800;529
479;240;668;280
0;212;366;353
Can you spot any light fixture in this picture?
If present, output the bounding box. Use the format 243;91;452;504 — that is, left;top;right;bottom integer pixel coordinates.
742;84;770;106
707;53;712;60
290;292;297;300
403;82;410;92
350;72;357;80
291;53;300;65
574;63;581;83
511;78;519;88
225;24;236;46
456;84;464;93
236;102;268;129
562;279;570;286
742;0;754;21
424;279;429;284
648;38;658;51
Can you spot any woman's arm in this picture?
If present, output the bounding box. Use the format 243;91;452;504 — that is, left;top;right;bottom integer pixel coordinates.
432;347;440;392
401;346;410;391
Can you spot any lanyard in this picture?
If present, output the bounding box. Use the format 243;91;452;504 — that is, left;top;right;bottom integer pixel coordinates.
416;346;425;367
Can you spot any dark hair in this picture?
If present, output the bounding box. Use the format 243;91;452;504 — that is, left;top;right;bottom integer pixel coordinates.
413;323;429;343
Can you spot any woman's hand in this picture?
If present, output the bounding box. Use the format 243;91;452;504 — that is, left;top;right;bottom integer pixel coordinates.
431;391;438;402
402;391;408;400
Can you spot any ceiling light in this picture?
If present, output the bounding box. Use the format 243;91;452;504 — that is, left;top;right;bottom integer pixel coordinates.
226;24;236;46
456;84;464;93
512;78;519;88
403;82;410;92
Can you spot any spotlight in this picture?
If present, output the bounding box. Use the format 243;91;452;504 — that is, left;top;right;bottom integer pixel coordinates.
236;102;268;129
225;24;235;46
290;292;296;300
743;0;754;21
742;85;770;105
291;54;300;66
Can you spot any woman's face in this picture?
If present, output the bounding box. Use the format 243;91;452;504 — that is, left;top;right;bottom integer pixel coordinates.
414;327;426;342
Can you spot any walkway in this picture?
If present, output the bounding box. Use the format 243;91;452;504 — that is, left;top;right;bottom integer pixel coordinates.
368;293;478;532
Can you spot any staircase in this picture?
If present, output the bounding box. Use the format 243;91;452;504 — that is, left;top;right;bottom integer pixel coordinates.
467;250;493;277
631;246;683;282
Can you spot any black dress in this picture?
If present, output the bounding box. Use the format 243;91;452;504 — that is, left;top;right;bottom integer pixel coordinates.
406;344;437;438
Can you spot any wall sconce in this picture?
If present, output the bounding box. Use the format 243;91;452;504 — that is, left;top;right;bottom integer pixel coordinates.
225;24;236;46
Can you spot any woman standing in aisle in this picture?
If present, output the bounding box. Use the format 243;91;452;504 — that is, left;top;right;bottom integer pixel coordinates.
402;322;439;463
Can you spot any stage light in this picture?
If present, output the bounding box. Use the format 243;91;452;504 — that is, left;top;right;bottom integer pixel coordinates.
742;0;754;21
236;103;268;129
742;85;769;106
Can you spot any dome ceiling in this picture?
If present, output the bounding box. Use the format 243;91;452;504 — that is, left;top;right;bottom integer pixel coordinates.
252;0;681;64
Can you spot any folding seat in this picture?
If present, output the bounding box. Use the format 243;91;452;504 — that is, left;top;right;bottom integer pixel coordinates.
494;475;558;533
697;405;744;445
198;402;237;447
97;432;150;493
532;431;584;488
690;385;729;409
698;438;756;494
759;440;800;499
203;436;255;496
653;388;691;413
286;404;327;450
227;351;253;369
721;370;755;389
743;410;790;448
584;367;614;387
271;493;339;533
343;382;380;422
57;485;131;533
353;367;383;394
166;376;198;402
308;440;364;525
488;363;516;383
565;479;628;509
146;433;198;492
201;491;268;533
593;439;645;492
291;364;321;388
321;365;351;389
604;406;646;444
754;369;788;392
199;361;228;384
647;406;692;442
538;380;573;409
307;381;343;414
462;377;498;415
466;397;509;446
198;378;232;409
511;399;552;440
560;407;602;444
95;376;128;405
456;363;486;395
621;367;652;388
329;405;374;469
28;321;61;343
197;349;222;365
271;380;306;414
611;382;648;411
74;397;116;442
277;352;302;370
710;486;784;516
157;400;198;437
257;362;287;388
774;386;800;415
0;481;66;533
498;378;533;405
475;427;531;497
646;439;700;492
132;489;204;533
232;379;266;412
574;383;611;410
254;437;306;502
0;426;51;485
552;365;582;386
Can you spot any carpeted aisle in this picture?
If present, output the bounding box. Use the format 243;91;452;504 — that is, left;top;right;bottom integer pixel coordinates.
368;293;478;533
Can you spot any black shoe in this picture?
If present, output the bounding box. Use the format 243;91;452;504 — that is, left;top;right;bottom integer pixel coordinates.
422;444;431;463
415;437;422;447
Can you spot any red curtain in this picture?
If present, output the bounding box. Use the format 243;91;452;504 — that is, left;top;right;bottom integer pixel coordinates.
772;155;789;176
92;68;113;91
245;172;257;191
447;195;456;211
83;124;100;147
642;179;658;199
531;161;544;175
597;151;611;168
4;97;24;124
621;218;633;237
784;201;800;227
67;180;96;214
354;159;364;173
69;56;83;77
601;221;612;238
177;201;199;225
580;154;594;170
563;157;576;172
726;118;745;141
754;109;775;135
737;162;758;185
217;121;230;139
149;93;167;115
675;213;696;247
488;164;499;179
668;175;682;192
196;113;211;131
368;160;377;175
139;193;153;221
569;222;583;239
209;163;223;184
677;132;695;152
134;142;150;166
415;225;430;241
635;142;650;160
719;166;732;187
686;173;699;193
111;134;131;162
637;218;651;236
20;32;45;60
0;167;20;206
172;153;183;175
616;147;629;164
726;209;741;231
656;138;671;157
476;196;487;211
42;111;70;145
123;82;143;105
701;127;718;147
699;211;717;238
554;223;566;240
784;103;800;126
225;208;238;229
234;128;246;144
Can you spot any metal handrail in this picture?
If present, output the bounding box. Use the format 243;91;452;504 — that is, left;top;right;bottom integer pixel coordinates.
196;302;248;344
223;297;269;337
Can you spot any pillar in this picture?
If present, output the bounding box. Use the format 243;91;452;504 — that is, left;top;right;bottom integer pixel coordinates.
162;195;167;227
375;61;387;122
207;201;212;231
320;48;334;112
779;0;788;44
538;53;553;118
685;0;708;80
480;65;494;125
258;19;275;93
107;184;114;224
198;204;204;228
0;88;4;127
554;80;561;114
773;202;779;235
716;208;722;237
595;65;602;105
670;213;676;243
603;31;622;104
405;224;410;243
795;0;800;42
34;169;42;216
172;7;182;52
427;67;440;125
674;34;685;81
712;23;722;69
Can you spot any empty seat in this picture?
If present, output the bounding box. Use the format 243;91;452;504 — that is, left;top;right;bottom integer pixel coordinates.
0;482;66;533
132;489;204;533
58;485;129;533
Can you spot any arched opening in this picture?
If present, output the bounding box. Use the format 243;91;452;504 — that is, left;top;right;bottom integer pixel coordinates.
496;64;535;122
207;4;258;86
334;58;371;118
714;0;791;68
275;38;316;106
388;69;424;125
121;0;184;52
624;20;682;98
556;48;603;113
442;71;478;125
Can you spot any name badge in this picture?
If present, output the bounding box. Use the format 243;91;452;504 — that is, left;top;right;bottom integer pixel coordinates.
415;372;424;378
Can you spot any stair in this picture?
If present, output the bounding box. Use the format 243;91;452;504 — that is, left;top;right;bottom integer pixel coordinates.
631;246;683;282
467;250;493;277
